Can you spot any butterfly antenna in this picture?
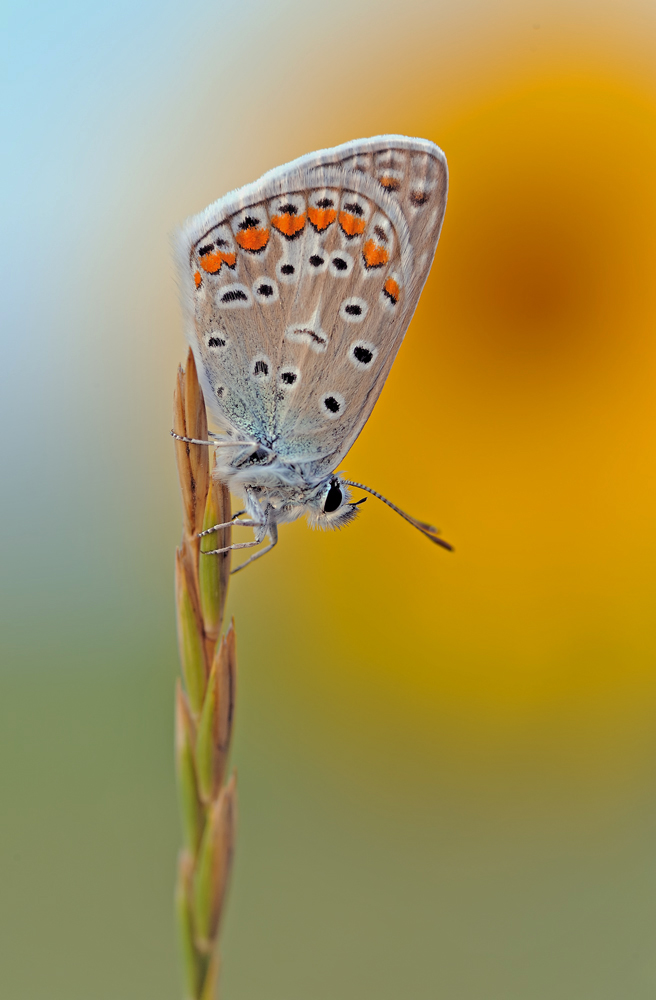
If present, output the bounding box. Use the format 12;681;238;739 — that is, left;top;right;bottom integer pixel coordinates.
342;480;453;551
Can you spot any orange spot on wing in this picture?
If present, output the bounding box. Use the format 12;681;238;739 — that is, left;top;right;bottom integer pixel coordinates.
383;277;400;303
339;211;367;237
194;271;202;288
379;176;401;190
363;239;389;269
235;228;269;252
199;250;237;274
271;213;306;237
308;206;337;231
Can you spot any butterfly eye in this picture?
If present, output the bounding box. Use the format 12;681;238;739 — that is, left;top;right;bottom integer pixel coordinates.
323;481;343;514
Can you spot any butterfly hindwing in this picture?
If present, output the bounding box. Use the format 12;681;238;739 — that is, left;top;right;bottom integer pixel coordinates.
177;136;447;473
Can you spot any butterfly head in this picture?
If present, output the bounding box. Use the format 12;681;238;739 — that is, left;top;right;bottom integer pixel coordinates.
305;476;366;531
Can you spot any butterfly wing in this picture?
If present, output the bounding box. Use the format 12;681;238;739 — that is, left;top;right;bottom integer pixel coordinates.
287;135;448;301
176;136;447;475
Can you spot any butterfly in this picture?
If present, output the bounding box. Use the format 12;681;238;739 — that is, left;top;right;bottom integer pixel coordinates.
174;135;451;571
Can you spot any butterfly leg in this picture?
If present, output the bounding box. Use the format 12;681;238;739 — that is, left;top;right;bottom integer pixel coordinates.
171;430;256;449
201;504;279;572
201;502;269;556
201;536;264;556
231;521;279;574
199;512;256;537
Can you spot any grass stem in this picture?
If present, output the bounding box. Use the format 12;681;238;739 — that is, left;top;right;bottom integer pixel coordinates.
173;350;236;1000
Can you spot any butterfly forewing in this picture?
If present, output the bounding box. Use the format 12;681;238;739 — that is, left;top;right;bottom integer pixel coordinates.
177;136;447;472
298;136;448;294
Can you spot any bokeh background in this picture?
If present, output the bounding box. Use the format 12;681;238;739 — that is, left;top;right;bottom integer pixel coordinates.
3;1;656;997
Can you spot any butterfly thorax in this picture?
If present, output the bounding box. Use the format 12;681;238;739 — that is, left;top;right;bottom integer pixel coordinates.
216;446;315;503
214;447;357;529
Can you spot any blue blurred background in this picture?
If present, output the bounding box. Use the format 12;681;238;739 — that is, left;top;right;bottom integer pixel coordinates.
3;1;656;997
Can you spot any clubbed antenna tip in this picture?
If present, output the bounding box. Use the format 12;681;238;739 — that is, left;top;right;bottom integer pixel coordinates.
342;480;453;551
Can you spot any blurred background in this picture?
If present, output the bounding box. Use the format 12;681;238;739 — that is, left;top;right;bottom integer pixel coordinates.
3;1;656;997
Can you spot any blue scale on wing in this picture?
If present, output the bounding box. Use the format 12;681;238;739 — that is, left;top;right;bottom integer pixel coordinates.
206;203;286;445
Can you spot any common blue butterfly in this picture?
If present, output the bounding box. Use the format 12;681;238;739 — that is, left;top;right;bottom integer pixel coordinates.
174;136;451;570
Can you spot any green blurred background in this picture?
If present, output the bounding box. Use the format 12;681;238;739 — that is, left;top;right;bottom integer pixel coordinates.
3;1;656;997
